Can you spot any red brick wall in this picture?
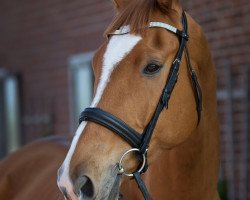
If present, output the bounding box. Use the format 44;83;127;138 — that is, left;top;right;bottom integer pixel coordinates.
0;0;114;142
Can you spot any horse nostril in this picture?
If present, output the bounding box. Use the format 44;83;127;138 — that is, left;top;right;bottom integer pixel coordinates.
75;176;94;198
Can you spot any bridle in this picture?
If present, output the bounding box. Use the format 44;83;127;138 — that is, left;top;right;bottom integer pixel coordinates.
79;12;202;200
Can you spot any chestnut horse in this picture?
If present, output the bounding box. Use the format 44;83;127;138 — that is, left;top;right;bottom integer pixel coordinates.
58;0;220;200
0;137;69;200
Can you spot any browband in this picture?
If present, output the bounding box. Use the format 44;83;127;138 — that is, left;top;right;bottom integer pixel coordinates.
109;21;188;40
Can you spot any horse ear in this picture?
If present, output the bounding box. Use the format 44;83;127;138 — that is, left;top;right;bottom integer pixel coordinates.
156;0;173;12
112;0;127;11
157;0;173;4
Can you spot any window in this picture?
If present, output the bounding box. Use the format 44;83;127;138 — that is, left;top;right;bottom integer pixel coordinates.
0;68;21;158
68;52;94;132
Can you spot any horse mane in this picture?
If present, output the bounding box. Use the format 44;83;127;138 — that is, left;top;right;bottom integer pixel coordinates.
105;0;173;36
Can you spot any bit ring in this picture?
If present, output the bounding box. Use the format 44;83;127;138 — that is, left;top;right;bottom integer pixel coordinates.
118;148;146;177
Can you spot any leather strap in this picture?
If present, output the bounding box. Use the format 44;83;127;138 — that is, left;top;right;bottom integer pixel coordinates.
185;45;202;125
133;172;152;200
139;12;189;154
79;107;142;148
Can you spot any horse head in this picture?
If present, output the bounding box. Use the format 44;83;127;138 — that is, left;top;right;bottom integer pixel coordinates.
57;0;219;199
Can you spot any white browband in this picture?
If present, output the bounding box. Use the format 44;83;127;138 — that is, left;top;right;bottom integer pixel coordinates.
110;22;178;36
149;22;177;34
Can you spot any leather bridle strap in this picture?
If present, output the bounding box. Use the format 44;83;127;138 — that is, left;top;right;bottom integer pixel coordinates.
185;45;203;125
139;12;189;154
133;172;152;200
79;11;202;200
79;107;142;148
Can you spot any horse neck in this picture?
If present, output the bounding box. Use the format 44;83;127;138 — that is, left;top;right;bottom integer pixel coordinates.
147;90;220;199
121;120;219;200
148;122;219;199
143;17;219;199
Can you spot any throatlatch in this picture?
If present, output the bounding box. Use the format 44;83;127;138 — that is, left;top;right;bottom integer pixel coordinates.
79;11;202;200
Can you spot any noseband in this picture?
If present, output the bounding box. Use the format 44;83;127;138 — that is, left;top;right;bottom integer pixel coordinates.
79;12;202;200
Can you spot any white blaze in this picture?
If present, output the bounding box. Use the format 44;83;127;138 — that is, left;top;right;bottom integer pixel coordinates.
90;34;142;107
57;34;142;195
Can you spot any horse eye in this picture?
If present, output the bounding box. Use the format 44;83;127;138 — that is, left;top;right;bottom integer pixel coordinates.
143;63;162;75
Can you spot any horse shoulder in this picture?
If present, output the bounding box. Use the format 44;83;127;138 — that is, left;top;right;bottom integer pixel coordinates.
0;136;70;200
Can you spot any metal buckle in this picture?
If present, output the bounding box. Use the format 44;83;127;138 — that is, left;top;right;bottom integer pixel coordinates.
118;148;146;177
173;58;180;64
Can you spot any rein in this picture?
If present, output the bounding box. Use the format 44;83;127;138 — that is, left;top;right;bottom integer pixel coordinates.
79;12;202;200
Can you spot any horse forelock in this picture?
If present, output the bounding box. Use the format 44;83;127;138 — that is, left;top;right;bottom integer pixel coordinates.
105;0;174;37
